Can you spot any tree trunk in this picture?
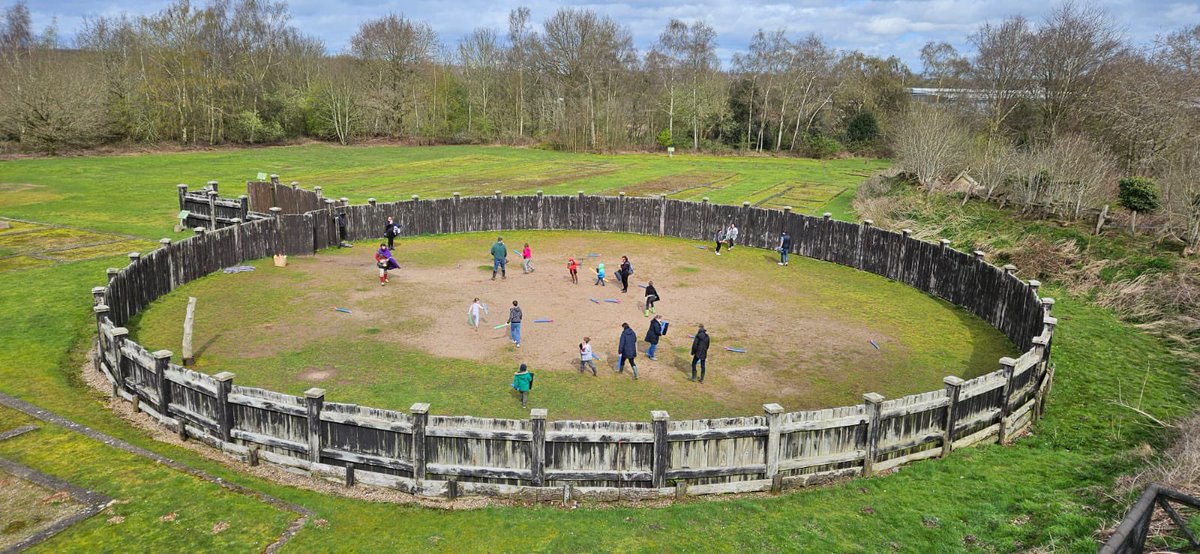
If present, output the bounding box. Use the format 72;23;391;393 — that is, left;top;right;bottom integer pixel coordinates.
1130;210;1138;236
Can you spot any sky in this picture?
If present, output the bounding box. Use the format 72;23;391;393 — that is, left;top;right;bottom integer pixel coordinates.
21;0;1200;71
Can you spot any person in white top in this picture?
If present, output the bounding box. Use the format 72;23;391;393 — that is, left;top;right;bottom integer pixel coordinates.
579;337;597;376
726;223;739;250
468;298;484;330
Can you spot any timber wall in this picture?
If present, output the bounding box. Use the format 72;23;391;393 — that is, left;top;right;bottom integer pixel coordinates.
91;187;1058;500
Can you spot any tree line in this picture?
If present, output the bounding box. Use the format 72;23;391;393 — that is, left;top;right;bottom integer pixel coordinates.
889;4;1199;249
0;0;910;153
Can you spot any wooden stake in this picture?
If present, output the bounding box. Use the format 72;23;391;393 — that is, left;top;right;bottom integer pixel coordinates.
182;297;196;365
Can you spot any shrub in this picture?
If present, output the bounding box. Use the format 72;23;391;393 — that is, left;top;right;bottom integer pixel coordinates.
802;133;844;159
228;110;284;144
1118;177;1161;235
845;111;880;145
656;129;673;149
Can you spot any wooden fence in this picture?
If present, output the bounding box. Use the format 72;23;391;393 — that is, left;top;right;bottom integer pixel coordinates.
91;189;1057;499
177;181;249;230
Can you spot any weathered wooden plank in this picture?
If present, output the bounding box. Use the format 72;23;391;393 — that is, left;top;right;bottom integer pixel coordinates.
874;444;943;472
877;431;943;455
666;464;766;479
544;470;653;482
544;431;654;443
425;463;530;481
779;414;866;433
778;449;865;471
169;402;218;429
424;427;533;441
227;393;308;417
319;411;414;433
320;448;414;472
952;423;1000;449
879;397;950;419
667;426;768;441
231;429;309;453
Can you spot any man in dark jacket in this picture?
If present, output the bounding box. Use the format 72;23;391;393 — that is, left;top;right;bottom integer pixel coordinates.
690;324;710;383
617;322;639;380
490;237;508;280
508;300;523;348
384;216;401;249
334;212;348;247
644;315;664;361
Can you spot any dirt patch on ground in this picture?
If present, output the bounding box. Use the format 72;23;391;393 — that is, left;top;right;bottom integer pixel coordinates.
0;469;86;550
620;171;736;197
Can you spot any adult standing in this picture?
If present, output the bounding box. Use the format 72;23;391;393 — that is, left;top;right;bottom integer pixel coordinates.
617;322;639;380
713;226;727;255
644;315;665;361
643;280;660;317
617;256;632;293
778;231;792;266
726;223;739;250
690;324;710;383
334;211;348;248
579;337;597;376
512;363;534;408
508;300;523;348
384;216;401;250
490;237;508;280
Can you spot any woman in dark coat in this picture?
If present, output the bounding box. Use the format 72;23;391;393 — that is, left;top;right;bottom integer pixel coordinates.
644;315;664;361
643;281;659;316
384;216;401;249
690;325;710;383
617;322;639;380
618;256;632;293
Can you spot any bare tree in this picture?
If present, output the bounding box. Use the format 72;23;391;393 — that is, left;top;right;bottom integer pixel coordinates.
969;16;1034;139
1029;2;1122;136
351;14;439;138
458;27;503;136
1044;134;1116;219
891;104;968;194
920;41;969;86
964;136;1018;204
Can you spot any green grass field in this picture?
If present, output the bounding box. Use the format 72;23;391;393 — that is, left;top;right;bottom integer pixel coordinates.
0;145;1195;552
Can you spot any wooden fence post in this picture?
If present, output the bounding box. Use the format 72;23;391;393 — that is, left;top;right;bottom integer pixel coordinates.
1003;264;1017;276
305;388;325;465
91;286;106;306
858;219;873;269
106;268;119;283
367;198;376;206
764;403;784;492
659;195;667;236
411;403;429;484
152;350;173;418
862;393;884;476
576;191;585;231
1041;297;1055;317
177;184;188;211
207;190;219;230
128;252;140;265
530;408;547;486
208;180;219;193
452;192;461;233
93;303;109;353
618;192;626;233
973;250;985;262
536;190;544;230
997;357;1017;443
821;212;833;261
1028;279;1041;296
651;410;670;488
213;371;234;443
239;195;249;219
1030;336;1049;420
313;186;322;200
110;327;129;396
1042;315;1057;366
942;377;963;457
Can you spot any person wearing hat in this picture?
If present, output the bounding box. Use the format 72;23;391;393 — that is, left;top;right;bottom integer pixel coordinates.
618;322;639;379
690;324;710;383
512;363;534;408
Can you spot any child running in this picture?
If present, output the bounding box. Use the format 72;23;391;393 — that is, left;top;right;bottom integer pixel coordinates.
512;363;534;408
594;263;607;286
567;257;579;284
374;244;400;286
468;298;483;330
522;243;534;273
579;337;597;376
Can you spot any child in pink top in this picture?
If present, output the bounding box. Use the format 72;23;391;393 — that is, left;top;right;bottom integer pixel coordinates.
522;243;534;273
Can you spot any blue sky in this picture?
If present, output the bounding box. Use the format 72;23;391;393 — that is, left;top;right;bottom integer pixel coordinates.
23;0;1200;70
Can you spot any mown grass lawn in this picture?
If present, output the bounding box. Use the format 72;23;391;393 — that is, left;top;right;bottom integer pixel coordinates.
0;145;1195;552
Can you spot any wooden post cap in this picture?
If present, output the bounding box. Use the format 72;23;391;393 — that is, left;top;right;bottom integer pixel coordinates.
650;410;669;421
618;191;625;197
94;304;109;313
1044;316;1058;327
1031;336;1048;346
943;376;964;386
863;219;873;227
304;388;326;398
410;402;430;414
1003;264;1017;273
823;212;832;219
973;250;986;259
411;195;419;200
999;357;1017;368
763;403;784;414
339;197;348;203
783;206;792;212
230;218;242;225
152;350;173;359
1041;297;1056;306
536;190;543;195
939;239;951;247
530;408;547;420
269;207;282;214
863;392;884;404
111;327;129;337
742;201;751;207
177;184;188;190
213;371;235;382
92;286;106;294
453;192;461;197
159;238;171;246
702;197;709;203
1028;279;1041;288
368;198;376;204
194;227;206;234
902;229;912;236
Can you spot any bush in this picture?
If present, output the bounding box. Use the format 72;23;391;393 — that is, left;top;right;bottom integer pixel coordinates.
228;110;284;144
802;133;844;159
655;129;673;149
845;111;880;145
1118;177;1161;234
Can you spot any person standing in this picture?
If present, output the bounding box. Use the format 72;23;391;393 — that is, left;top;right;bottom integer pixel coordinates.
374;244;399;286
334;211;348;248
617;322;639;380
384;216;401;250
594;262;607;286
618;256;632;293
579;337;597;376
644;315;665;361
512;363;534;408
690;324;710;383
643;280;660;316
508;300;523;348
490;237;508;280
726;223;739;250
522;243;534;273
713;226;726;255
778;231;792;266
567;257;579;284
468;298;484;330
